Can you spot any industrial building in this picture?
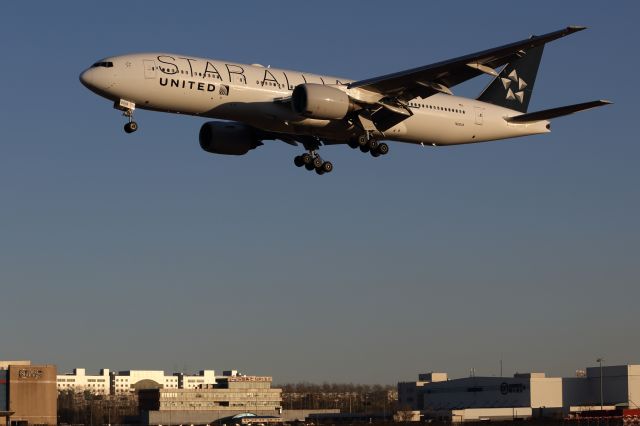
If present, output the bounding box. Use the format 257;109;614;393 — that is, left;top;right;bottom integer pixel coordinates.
0;361;57;426
139;375;283;425
398;364;640;422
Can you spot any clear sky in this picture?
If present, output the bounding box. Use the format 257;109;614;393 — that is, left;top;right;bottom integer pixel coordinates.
0;1;637;384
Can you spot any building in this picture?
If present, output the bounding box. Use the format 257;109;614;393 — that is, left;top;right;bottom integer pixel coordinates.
174;370;217;390
111;370;180;394
0;361;57;426
398;364;640;422
56;368;110;394
140;375;283;425
57;368;217;394
398;372;448;411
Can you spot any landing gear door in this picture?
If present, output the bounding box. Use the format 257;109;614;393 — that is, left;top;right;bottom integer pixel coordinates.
474;106;484;125
143;60;156;79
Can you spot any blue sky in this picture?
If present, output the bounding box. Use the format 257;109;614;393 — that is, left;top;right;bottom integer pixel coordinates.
0;2;637;384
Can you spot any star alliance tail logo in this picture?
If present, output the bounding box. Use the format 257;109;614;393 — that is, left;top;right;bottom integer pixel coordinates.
501;69;527;104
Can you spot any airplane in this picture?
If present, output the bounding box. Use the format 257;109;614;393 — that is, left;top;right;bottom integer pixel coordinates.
79;26;610;175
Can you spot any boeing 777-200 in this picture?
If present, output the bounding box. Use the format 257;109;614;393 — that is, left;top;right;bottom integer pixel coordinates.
80;26;610;175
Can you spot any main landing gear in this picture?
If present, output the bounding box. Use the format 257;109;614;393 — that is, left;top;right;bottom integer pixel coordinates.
348;133;389;158
294;151;334;175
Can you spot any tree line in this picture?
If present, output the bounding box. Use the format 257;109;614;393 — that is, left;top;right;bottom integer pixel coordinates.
278;383;398;414
58;390;139;425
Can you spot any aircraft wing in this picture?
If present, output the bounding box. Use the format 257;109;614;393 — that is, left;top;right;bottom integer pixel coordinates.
348;26;585;103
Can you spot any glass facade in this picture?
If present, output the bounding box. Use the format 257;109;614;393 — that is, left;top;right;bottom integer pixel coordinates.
0;370;7;411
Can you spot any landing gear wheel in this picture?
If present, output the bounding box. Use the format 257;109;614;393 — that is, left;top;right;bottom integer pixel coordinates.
348;139;359;149
357;134;368;147
371;151;380;158
359;145;370;153
312;156;323;169
368;139;378;151
296;149;332;175
377;142;389;155
124;121;138;133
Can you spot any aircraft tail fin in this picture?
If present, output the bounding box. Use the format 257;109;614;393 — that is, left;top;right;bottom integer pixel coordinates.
477;45;545;113
505;100;612;123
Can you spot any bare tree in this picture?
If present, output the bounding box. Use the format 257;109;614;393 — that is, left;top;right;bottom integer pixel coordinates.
278;382;397;414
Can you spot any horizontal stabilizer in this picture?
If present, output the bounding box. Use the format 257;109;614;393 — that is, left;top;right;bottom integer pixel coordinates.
505;100;612;123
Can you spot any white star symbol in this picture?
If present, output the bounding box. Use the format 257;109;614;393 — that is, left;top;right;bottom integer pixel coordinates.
501;69;527;103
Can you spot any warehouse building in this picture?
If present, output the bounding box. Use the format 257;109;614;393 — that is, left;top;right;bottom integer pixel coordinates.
398;364;640;422
0;361;57;426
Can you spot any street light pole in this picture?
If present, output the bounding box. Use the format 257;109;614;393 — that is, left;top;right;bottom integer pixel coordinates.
596;358;604;411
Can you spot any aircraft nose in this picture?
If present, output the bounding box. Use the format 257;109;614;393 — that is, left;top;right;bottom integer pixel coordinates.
79;68;94;89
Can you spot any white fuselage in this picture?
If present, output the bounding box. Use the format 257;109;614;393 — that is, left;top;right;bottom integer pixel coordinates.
79;53;550;145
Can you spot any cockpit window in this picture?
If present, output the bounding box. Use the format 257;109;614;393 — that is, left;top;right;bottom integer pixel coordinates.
91;61;113;68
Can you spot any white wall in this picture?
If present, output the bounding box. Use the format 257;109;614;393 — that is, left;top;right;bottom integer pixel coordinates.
530;378;563;408
628;365;640;409
181;370;217;389
57;368;110;394
112;370;179;394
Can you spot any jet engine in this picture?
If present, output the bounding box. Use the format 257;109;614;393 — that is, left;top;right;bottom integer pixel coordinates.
198;121;262;155
292;83;355;120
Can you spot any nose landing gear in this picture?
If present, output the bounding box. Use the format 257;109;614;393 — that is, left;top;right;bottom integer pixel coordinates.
294;151;333;175
115;99;138;134
123;111;138;134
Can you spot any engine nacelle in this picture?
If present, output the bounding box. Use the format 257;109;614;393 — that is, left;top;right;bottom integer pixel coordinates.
198;121;262;156
292;83;354;120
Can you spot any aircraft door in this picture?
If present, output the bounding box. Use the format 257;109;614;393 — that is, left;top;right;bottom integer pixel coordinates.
143;60;156;79
474;106;484;125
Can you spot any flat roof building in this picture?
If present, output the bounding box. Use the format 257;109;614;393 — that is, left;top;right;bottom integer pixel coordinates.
57;368;218;394
140;375;282;425
174;370;217;390
1;361;57;426
110;370;180;394
399;364;640;422
57;368;110;394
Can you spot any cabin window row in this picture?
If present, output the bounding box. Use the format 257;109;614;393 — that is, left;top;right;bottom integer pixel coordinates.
155;67;226;80
408;102;466;114
154;66;296;90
